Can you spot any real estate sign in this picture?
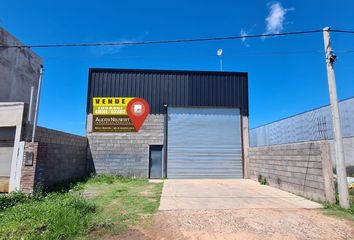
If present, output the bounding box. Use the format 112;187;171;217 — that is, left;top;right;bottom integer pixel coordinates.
92;97;149;132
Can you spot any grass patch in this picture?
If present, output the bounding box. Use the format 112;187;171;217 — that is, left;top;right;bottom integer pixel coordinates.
0;175;163;239
322;188;354;221
0;176;162;240
0;192;95;240
79;175;163;237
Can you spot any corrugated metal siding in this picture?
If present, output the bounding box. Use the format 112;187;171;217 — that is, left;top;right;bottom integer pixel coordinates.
250;97;354;147
167;107;243;179
87;68;248;115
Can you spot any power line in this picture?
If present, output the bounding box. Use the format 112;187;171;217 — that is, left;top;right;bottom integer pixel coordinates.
0;29;352;49
42;50;354;61
330;29;354;34
0;29;323;49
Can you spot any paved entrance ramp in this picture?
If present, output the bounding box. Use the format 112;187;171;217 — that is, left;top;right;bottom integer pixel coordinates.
159;179;321;210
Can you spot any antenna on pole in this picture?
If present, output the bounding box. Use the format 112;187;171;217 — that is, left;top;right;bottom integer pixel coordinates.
217;48;223;71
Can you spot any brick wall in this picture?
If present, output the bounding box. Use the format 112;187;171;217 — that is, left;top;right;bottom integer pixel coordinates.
21;142;39;193
87;114;164;177
249;141;335;202
21;127;90;192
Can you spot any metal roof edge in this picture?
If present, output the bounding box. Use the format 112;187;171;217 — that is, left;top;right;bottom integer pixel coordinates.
88;67;248;76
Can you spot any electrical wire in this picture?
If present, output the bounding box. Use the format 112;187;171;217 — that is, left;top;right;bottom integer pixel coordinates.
330;29;354;34
0;29;353;49
0;29;324;49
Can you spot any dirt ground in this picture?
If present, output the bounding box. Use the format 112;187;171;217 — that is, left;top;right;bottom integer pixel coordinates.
116;209;354;240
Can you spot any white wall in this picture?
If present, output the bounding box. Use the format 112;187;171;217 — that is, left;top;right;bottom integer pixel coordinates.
0;103;25;191
0;147;13;176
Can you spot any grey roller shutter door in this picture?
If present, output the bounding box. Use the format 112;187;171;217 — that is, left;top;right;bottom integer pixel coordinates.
167;107;243;179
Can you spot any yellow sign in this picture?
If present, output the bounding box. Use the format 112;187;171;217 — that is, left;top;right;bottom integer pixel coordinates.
92;97;137;132
93;97;133;115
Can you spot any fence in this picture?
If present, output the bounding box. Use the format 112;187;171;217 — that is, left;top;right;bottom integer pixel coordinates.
250;97;354;172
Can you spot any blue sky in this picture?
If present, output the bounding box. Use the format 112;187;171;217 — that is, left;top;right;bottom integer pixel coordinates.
1;0;354;136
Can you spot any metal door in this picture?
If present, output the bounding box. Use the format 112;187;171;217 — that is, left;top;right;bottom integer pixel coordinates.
149;145;163;179
167;107;242;179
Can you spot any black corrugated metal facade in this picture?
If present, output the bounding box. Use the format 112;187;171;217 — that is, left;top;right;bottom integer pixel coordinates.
87;68;248;115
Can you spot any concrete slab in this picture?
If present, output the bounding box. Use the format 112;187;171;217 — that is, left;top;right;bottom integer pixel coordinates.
159;179;322;210
149;179;164;183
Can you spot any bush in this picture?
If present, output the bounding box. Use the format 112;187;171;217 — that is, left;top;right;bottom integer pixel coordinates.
323;202;354;215
258;174;268;185
0;191;31;211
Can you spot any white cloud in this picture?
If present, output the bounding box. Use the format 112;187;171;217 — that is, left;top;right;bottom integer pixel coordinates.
240;28;247;42
93;31;149;56
240;28;250;47
240;24;256;47
264;2;294;34
96;39;132;56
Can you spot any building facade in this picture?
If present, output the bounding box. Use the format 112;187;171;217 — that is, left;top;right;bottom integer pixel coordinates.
86;68;249;179
0;28;42;124
0;28;42;192
0;28;90;193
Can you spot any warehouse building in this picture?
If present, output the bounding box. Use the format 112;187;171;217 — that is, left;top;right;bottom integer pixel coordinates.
86;68;249;179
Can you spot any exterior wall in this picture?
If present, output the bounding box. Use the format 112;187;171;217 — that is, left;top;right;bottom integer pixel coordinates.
20;142;39;193
86;69;249;178
249;141;335;202
20;127;89;193
86;114;164;177
0;28;42;124
0;103;24;128
250;98;354;172
0;103;25;192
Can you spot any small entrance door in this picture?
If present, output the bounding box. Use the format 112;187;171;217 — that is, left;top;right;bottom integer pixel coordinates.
149;145;163;179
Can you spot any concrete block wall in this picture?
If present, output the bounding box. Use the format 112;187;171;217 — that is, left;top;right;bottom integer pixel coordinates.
21;127;89;192
86;114;164;177
24;126;87;146
249;141;335;202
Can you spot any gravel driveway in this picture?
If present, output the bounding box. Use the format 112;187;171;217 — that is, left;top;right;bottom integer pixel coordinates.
116;180;353;240
118;209;353;240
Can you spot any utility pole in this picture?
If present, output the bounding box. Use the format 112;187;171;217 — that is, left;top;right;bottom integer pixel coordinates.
323;27;349;208
32;65;44;142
